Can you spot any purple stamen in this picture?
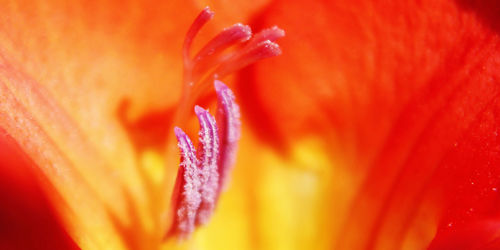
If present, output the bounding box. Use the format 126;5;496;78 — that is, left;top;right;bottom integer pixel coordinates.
194;106;220;225
214;80;241;192
169;81;240;238
170;127;201;237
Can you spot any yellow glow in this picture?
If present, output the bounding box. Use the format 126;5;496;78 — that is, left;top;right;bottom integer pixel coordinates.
156;130;357;250
141;149;166;186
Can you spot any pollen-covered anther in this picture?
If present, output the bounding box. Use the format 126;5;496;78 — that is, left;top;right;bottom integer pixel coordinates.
168;127;202;238
168;80;241;239
214;80;241;192
194;105;220;225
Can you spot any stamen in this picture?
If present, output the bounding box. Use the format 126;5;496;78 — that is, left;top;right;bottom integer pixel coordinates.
194;106;220;225
179;8;284;106
165;6;283;240
192;24;252;81
194;23;252;63
246;26;285;47
212;26;284;78
214;80;241;191
168;127;202;238
214;40;282;78
167;81;240;238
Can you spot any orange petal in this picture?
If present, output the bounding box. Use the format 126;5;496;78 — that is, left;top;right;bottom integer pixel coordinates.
0;0;206;247
0;1;276;248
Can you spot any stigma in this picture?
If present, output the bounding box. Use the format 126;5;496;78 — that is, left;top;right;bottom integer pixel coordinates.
165;7;284;239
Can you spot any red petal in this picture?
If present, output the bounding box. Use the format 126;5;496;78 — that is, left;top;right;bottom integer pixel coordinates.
240;0;500;248
428;220;500;250
0;129;77;249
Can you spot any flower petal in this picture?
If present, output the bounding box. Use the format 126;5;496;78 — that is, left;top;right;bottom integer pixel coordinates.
0;65;129;249
428;220;500;250
0;129;78;249
0;1;229;247
238;0;500;249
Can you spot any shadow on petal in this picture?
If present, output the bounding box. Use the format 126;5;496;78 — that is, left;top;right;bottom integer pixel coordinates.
0;129;78;250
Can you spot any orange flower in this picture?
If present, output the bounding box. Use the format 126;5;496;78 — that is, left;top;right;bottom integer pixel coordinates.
1;1;500;250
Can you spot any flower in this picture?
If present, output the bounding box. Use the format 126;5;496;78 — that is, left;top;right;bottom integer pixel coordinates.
0;2;283;249
1;1;500;250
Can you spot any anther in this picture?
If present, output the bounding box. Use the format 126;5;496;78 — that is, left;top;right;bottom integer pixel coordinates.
166;6;283;239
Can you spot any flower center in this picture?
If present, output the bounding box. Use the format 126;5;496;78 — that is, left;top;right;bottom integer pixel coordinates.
163;7;284;240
